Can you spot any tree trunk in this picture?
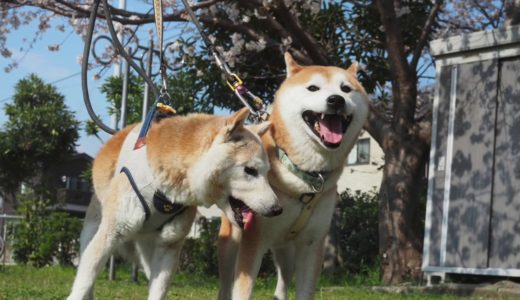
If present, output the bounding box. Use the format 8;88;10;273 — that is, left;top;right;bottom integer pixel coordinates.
378;133;428;283
322;200;343;274
505;0;520;26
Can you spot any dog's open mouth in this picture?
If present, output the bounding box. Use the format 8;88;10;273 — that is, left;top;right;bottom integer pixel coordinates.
229;196;255;231
302;110;353;148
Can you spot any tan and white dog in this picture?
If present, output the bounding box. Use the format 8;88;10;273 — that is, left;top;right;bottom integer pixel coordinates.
217;53;370;300
67;108;281;300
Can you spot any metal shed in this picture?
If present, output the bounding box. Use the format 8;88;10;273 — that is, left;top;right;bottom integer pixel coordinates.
422;25;520;283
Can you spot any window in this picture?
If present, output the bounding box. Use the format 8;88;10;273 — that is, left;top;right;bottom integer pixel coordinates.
347;138;370;165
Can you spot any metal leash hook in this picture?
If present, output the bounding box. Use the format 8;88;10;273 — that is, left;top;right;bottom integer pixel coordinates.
228;77;269;123
179;0;270;123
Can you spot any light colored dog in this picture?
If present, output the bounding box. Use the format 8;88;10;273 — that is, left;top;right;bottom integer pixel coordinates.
67;108;281;300
217;53;370;300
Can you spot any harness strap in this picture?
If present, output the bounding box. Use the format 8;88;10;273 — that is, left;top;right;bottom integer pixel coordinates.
120;167;187;231
121;167;151;220
275;147;333;240
286;193;320;240
153;0;164;69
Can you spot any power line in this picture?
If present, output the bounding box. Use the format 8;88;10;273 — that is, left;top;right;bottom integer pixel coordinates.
0;71;82;103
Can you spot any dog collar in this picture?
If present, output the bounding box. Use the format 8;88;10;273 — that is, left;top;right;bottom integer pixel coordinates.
275;147;327;193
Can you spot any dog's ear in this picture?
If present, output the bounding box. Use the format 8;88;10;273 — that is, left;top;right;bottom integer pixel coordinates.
249;121;271;137
285;52;302;77
224;107;250;138
346;62;359;76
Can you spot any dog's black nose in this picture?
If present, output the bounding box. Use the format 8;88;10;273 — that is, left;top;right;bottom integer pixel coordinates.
264;205;283;217
327;95;346;109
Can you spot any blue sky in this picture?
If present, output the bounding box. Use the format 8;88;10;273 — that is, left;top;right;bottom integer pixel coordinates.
0;18;113;157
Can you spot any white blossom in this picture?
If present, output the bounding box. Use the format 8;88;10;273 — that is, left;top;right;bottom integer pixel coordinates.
182;44;195;56
169;40;181;51
1;48;12;58
282;36;292;47
76;54;83;65
395;6;411;18
48;44;60;51
310;2;320;14
224;4;240;22
230;33;245;48
262;0;274;8
254;9;268;20
245;38;266;52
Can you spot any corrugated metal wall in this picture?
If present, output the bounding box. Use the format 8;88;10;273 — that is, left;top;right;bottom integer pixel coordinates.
425;57;520;273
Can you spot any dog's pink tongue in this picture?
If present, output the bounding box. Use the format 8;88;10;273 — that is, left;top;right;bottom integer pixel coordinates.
242;210;255;231
318;116;343;144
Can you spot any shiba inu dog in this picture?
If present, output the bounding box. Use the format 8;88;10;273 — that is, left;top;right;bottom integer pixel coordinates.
217;53;370;300
67;108;281;300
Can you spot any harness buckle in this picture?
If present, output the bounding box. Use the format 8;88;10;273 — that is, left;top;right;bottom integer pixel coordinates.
299;193;315;204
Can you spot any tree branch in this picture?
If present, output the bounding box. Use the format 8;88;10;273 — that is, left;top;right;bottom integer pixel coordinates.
269;0;328;65
410;0;443;70
5;0;225;25
364;101;390;148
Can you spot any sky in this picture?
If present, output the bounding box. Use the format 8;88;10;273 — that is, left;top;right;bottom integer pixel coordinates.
0;18;115;157
0;1;184;158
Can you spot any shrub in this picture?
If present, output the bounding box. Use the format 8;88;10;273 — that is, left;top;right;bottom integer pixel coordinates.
12;193;82;267
180;217;220;276
333;188;379;275
179;216;275;277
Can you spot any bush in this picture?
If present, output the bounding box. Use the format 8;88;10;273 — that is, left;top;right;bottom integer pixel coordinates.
179;217;276;277
333;188;379;275
180;217;220;276
12;193;82;267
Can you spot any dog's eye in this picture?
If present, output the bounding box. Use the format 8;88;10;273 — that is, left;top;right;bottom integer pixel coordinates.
341;84;352;93
307;85;320;92
244;166;258;177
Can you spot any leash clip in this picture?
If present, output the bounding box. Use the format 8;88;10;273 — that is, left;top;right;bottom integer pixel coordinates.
310;173;324;193
226;73;244;91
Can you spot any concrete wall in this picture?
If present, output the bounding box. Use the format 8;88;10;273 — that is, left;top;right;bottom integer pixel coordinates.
337;131;384;193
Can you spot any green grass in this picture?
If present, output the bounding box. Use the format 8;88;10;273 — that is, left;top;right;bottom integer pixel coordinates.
0;265;484;299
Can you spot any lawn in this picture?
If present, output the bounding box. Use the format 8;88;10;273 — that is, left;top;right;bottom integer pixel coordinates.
0;265;487;299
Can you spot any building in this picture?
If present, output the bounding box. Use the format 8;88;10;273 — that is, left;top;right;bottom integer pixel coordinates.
49;153;94;217
337;131;384;193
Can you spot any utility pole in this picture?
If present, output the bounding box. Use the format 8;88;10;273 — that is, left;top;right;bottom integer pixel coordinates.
108;0;126;281
110;0;127;131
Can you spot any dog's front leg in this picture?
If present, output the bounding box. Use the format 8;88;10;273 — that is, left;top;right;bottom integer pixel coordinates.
67;217;118;300
272;244;296;300
293;236;326;300
231;226;266;300
147;241;183;300
218;216;242;300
